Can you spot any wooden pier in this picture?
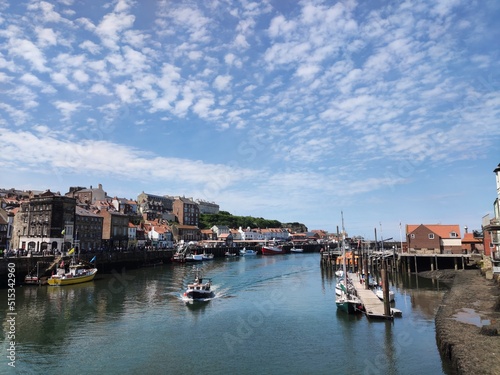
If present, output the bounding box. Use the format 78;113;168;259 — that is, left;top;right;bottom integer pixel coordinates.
347;272;402;319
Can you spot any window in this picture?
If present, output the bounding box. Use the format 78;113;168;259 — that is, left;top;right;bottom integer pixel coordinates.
410;234;415;239
450;232;457;238
428;233;434;239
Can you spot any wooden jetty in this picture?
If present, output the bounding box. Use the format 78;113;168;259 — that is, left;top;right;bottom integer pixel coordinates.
347;272;402;320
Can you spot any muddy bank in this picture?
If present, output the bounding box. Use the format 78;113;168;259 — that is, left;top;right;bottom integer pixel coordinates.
430;269;500;374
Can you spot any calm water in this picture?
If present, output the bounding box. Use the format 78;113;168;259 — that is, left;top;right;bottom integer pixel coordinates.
1;253;451;375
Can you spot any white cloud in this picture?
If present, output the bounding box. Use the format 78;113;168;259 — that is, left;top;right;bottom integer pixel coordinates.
95;8;135;50
8;38;48;72
36;27;58;47
213;75;232;91
79;40;101;54
53;101;81;121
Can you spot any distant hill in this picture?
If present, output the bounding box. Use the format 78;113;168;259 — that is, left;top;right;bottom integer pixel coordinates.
199;211;307;232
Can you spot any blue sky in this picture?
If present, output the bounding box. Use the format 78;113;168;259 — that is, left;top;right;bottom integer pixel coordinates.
0;0;499;240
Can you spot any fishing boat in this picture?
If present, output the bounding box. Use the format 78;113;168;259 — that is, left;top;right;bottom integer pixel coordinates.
183;270;215;302
261;243;285;255
47;259;97;286
240;248;257;256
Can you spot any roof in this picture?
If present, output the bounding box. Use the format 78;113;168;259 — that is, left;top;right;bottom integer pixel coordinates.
462;233;482;243
406;224;461;238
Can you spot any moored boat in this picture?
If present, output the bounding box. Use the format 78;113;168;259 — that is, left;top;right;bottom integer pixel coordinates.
240;248;257;256
290;247;304;253
374;286;395;302
261;244;285;255
185;253;203;262
47;260;97;286
335;212;364;314
202;252;215;260
172;252;186;262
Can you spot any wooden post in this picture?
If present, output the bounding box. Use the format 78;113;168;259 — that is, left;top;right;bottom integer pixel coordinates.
382;261;391;317
454;257;457;271
414;255;418;273
364;258;370;290
435;255;438;271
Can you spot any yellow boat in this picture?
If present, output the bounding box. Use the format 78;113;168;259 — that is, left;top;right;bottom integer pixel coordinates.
47;262;98;286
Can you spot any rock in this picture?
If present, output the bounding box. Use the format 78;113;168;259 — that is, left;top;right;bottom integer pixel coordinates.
479;325;498;336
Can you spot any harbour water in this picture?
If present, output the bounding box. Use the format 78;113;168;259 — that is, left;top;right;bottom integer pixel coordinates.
2;253;451;374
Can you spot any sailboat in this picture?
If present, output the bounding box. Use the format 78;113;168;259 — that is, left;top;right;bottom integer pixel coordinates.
335;212;364;314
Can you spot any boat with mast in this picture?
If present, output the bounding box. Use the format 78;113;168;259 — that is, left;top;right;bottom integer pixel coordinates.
47;240;97;286
335;212;364;314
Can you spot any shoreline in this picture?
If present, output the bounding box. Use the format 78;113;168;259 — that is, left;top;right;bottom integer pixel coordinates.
426;268;500;374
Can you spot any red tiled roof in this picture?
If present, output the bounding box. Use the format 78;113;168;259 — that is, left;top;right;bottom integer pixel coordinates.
407;224;461;238
462;233;481;243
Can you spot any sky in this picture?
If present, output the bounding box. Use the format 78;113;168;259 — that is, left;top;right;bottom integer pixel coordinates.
0;0;499;240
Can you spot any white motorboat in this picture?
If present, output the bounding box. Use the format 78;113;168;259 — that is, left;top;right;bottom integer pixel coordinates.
202;253;214;260
240;248;257;256
290;247;304;253
183;270;215;302
374;287;395;302
185;253;203;262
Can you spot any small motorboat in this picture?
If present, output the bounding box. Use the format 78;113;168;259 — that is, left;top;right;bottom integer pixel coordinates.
183;270;215;302
290;247;304;253
202;253;214;260
374;286;395;302
240;248;257;256
185;253;203;262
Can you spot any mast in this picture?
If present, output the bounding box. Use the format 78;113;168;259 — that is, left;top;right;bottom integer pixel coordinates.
341;211;347;288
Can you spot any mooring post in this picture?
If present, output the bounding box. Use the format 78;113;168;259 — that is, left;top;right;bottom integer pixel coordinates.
382;261;391;318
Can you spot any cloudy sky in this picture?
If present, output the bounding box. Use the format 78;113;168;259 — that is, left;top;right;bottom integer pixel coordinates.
1;0;499;240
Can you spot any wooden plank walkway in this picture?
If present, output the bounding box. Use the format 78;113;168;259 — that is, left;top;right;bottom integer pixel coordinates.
347;272;402;319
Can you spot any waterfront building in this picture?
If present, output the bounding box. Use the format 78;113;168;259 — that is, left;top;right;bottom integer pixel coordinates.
260;227;290;242
146;222;173;249
200;229;217;241
75;206;103;253
173;196;199;227
482;163;500;274
211;225;230;239
461;228;483;255
0;209;9;251
406;224;462;254
17;191;77;254
97;208;129;250
171;224;200;242
237;227;264;241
